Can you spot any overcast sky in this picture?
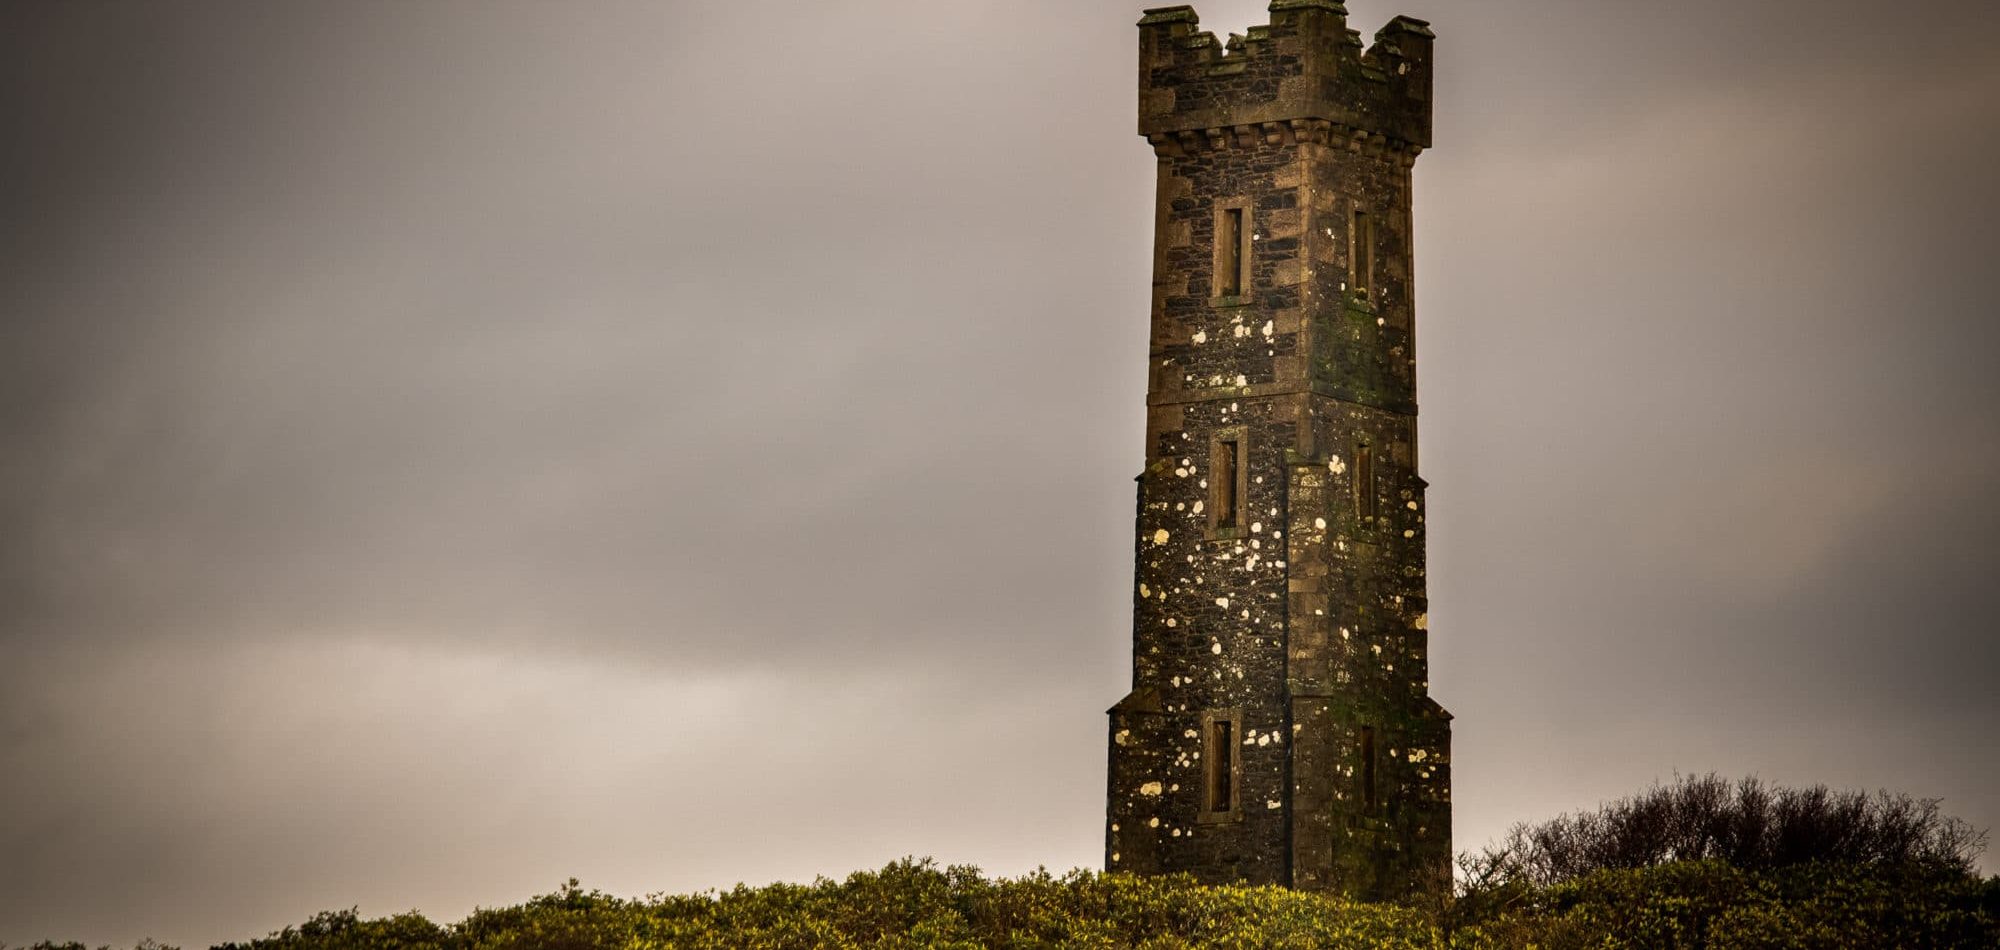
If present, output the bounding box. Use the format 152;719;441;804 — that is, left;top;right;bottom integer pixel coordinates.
4;0;1998;945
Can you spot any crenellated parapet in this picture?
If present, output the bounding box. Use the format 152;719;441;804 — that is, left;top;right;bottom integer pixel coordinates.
1138;3;1433;153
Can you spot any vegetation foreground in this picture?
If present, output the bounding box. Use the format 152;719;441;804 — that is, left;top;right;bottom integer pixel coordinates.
16;777;1996;948
12;857;1990;950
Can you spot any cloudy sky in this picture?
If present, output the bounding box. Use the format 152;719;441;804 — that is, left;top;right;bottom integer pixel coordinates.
4;0;1997;945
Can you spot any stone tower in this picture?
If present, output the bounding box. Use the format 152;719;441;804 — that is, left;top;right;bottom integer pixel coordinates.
1105;1;1450;900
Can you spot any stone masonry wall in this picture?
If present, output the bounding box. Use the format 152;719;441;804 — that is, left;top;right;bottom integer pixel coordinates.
1109;1;1450;902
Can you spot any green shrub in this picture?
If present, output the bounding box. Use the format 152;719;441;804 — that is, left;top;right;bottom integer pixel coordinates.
206;857;1998;949
212;861;1437;949
1449;861;2000;950
1460;774;1987;892
212;907;447;950
634;860;1438;949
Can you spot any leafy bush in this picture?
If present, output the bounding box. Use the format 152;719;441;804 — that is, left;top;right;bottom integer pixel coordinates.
1448;775;1995;947
1459;773;1987;894
204;856;2000;949
215;861;1437;949
1451;860;2000;950
210;907;448;950
632;861;1438;949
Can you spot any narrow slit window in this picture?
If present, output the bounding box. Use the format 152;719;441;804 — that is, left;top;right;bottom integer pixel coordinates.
1355;444;1377;522
1219;207;1244;297
1352;208;1374;295
1360;725;1378;809
1214;438;1239;530
1206;717;1235;812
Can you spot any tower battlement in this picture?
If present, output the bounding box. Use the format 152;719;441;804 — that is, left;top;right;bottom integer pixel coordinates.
1139;4;1432;153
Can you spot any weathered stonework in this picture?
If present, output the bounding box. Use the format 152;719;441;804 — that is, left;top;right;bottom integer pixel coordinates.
1107;1;1451;901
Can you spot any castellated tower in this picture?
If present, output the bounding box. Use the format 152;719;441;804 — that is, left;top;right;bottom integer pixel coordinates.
1105;1;1450;900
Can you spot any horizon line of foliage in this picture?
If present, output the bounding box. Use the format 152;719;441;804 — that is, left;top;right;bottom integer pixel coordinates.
233;863;1443;950
12;776;1994;949
15;862;1996;950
